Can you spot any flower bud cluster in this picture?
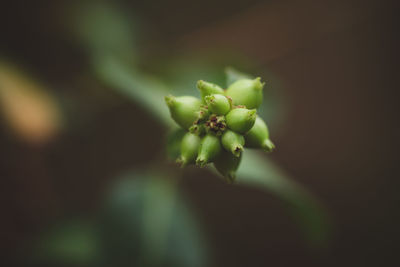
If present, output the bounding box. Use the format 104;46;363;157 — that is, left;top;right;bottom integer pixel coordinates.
165;77;275;183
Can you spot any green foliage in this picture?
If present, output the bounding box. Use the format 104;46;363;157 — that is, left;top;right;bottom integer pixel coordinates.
34;173;208;267
71;1;137;62
70;0;330;251
93;56;172;126
34;221;99;265
94;57;330;245
166;128;187;161
101;173;208;267
225;67;252;86
236;151;331;247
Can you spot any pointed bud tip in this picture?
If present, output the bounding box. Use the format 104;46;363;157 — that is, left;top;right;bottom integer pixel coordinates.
195;157;207;167
165;95;176;107
248;109;257;117
262;139;275;152
204;95;215;104
232;145;243;157
189;125;196;133
196;80;206;90
253;77;265;90
176;157;188;168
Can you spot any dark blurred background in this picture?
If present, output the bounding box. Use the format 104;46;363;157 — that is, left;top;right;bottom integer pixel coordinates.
0;0;399;266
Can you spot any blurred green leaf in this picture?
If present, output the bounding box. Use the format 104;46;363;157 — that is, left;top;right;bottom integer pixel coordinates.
237;150;330;247
101;172;208;267
71;0;137;63
35;173;208;267
34;221;99;266
225;66;253;86
71;1;174;125
71;2;328;248
91;56;329;246
159;58;227;97
227;68;329;246
166;128;186;161
93;55;172;126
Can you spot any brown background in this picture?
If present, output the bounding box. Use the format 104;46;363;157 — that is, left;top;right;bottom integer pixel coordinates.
0;0;399;266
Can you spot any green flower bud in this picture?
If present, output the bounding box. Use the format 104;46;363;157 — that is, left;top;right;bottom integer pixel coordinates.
225;108;257;134
196;134;222;167
221;130;245;157
197;105;210;122
197;80;224;102
205;115;226;136
245;116;275;152
225;77;264;109
213;150;242;183
205;94;231;115
189;123;205;136
176;132;201;167
165;95;201;129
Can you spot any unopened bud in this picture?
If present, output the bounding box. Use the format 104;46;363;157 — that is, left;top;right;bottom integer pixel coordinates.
189;123;206;136
213;150;242;183
197;105;210;122
176;132;201;167
245;116;275;152
225;78;264;109
205;94;231;115
165;95;201;129
221;130;245;157
196;134;222;167
225;108;256;134
197;80;224;102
